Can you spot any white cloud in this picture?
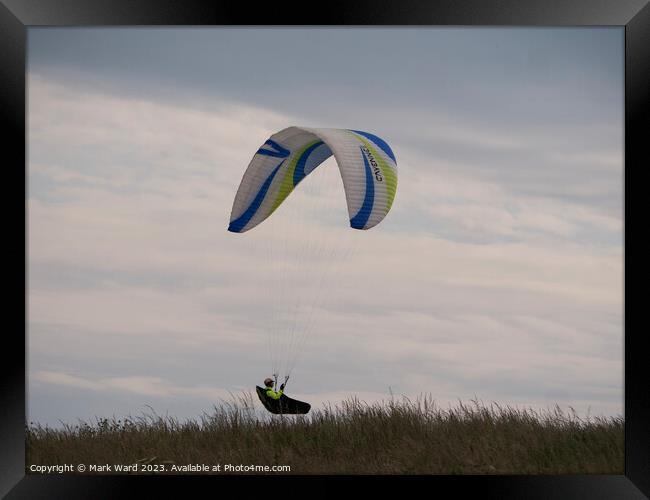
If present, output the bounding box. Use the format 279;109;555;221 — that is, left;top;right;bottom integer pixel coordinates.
27;73;623;423
32;370;233;400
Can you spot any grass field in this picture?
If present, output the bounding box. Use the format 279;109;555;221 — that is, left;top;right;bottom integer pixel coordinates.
26;394;623;474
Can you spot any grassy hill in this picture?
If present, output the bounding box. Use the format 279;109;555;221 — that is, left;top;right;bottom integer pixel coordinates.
26;394;623;474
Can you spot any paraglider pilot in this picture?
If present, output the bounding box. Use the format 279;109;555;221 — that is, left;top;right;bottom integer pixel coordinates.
264;375;287;400
256;374;310;414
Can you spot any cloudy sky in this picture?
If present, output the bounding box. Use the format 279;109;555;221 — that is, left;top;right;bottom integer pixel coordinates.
27;28;623;426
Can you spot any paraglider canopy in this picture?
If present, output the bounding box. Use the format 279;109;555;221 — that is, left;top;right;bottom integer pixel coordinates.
228;126;397;233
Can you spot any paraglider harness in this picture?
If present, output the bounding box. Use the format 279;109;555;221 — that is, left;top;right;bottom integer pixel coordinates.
256;374;311;415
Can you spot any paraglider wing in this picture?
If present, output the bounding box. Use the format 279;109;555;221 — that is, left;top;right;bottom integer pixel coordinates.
255;386;311;415
228;127;397;233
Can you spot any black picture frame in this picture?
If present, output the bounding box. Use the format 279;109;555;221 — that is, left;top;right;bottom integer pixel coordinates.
2;0;648;498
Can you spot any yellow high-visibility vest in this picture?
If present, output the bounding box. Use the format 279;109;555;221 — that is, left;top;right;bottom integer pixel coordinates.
265;387;283;400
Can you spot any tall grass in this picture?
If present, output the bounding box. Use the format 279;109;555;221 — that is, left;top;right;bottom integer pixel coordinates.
26;393;623;474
